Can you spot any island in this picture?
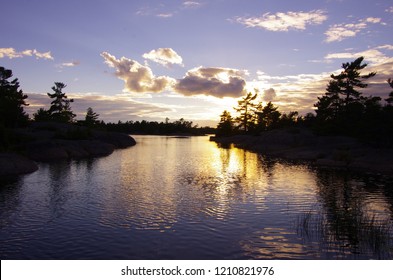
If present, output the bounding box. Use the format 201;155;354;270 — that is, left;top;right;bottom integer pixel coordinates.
0;122;136;177
211;127;393;175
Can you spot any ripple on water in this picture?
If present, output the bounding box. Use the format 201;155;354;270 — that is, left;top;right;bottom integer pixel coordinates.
0;136;393;259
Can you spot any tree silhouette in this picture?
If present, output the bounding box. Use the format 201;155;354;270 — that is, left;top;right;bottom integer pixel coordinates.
33;108;51;122
255;101;281;131
315;57;376;122
234;92;257;133
85;107;100;127
335;57;376;106
216;110;234;136
279;111;299;128
315;83;342;121
214;57;393;144
386;78;393;106
0;66;29;127
47;82;75;123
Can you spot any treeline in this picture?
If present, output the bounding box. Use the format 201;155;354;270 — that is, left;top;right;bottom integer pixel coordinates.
103;119;215;135
216;57;393;145
0;65;213;150
0;69;100;129
216;94;303;137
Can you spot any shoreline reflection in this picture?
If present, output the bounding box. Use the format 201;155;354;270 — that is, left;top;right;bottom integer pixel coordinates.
0;136;392;259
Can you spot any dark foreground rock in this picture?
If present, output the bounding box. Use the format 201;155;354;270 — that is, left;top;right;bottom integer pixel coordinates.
0;122;136;176
93;131;137;148
0;153;38;176
24;139;116;162
211;128;393;175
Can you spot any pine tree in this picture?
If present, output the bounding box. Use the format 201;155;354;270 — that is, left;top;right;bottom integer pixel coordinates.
47;82;76;123
33;108;51;122
85;107;100;127
315;57;376;123
386;78;393;105
255;101;281;131
216;110;234;136
334;56;376;106
0;66;29;127
234;92;257;133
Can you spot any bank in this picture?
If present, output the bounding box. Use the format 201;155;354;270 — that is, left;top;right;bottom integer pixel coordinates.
0;122;136;177
210;128;393;175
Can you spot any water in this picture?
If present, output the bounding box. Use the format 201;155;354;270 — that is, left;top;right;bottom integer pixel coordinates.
1;135;392;259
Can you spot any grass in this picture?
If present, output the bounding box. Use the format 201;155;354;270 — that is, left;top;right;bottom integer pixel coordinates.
295;206;393;259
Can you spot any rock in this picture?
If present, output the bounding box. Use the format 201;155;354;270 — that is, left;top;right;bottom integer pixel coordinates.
25;141;69;162
78;140;115;157
24;139;116;162
1;122;137;176
0;153;38;176
93;131;136;148
57;140;90;159
212;128;393;175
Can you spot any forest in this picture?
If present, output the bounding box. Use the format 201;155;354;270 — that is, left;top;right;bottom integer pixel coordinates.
216;57;393;146
1;56;393;151
0;67;213;151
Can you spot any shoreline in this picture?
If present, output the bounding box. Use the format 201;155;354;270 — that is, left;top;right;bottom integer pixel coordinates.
210;128;393;176
0;122;136;177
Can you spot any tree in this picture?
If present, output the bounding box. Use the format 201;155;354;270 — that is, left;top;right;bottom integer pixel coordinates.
279;111;299;128
33;108;51;122
85;107;100;127
255;101;281;131
234;92;257;133
386;78;393;106
47;82;75;123
0;66;29;127
216;110;234;136
334;56;376;106
314;82;342;121
315;57;376;126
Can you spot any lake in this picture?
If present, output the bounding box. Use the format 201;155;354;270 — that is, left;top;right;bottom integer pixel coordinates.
0;135;392;259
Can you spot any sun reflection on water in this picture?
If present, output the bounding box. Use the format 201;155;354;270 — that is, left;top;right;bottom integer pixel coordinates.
1;135;392;259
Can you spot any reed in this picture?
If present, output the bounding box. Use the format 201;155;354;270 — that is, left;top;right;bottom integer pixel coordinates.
295;206;393;259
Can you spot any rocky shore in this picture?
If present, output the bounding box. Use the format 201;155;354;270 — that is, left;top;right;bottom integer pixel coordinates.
0;122;136;177
211;128;393;175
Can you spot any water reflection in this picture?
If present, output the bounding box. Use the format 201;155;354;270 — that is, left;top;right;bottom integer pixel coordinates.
309;171;393;259
0;177;23;230
0;136;392;259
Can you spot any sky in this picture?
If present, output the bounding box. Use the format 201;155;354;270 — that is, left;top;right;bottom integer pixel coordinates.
1;0;393;126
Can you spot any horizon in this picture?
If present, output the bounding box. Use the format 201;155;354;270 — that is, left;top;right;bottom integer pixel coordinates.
1;0;393;127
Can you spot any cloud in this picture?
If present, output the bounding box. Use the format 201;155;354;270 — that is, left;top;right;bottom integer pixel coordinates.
143;48;183;67
25;93;173;123
365;17;382;24
61;61;80;67
263;88;276;101
252;48;393;115
252;70;334;114
377;44;393;51
101;52;175;93
26;92;225;126
325;48;390;64
235;10;327;31
386;6;393;13
156;13;173;18
0;48;53;60
102;52;248;98
325;17;382;43
183;1;201;8
174;67;247;98
135;5;175;18
57;60;80;68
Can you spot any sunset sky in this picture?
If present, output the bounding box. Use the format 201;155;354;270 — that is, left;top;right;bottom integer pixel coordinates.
1;0;393;126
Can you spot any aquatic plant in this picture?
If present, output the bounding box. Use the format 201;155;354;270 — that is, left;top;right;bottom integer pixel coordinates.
295;206;393;259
